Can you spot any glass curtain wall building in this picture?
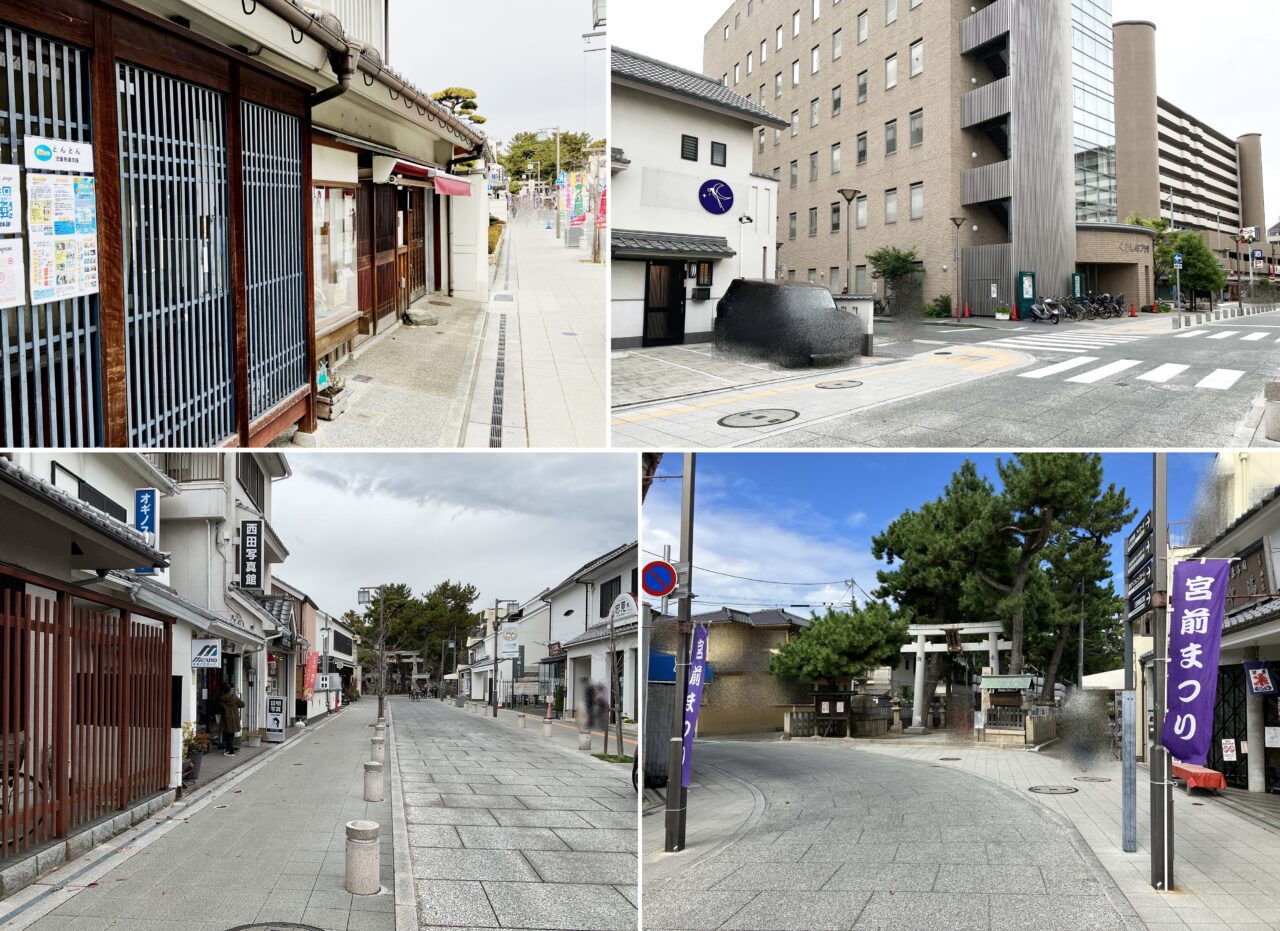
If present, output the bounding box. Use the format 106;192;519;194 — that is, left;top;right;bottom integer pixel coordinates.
1072;0;1118;222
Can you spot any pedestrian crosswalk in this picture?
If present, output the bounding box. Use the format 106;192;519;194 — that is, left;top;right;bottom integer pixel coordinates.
1173;328;1280;342
1018;357;1245;390
982;330;1151;354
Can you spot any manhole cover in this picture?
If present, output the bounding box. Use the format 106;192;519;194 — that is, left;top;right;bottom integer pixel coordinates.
1074;776;1111;783
352;374;373;383
429;300;451;306
1028;785;1079;795
933;350;952;355
815;380;863;390
939;757;961;761
717;409;799;428
226;925;325;931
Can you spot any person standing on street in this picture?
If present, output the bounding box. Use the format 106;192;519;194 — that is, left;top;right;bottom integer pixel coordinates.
218;681;245;756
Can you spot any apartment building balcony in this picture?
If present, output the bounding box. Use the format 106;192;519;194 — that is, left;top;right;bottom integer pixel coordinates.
960;0;1011;55
962;160;1011;206
961;77;1011;129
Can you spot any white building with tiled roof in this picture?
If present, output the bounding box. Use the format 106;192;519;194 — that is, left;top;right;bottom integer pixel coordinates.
611;47;785;349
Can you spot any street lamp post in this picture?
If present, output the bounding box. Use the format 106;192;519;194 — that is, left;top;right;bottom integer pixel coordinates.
737;215;753;280
491;598;518;718
837;188;860;296
357;586;386;721
950;216;966;322
534;126;562;238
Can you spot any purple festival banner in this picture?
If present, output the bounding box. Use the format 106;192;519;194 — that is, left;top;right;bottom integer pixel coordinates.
681;624;710;788
1161;559;1230;765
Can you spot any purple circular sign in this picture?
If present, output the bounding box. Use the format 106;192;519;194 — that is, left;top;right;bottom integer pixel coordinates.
699;179;734;215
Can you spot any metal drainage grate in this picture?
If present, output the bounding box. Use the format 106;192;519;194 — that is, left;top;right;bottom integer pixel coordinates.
226;925;326;931
816;380;863;390
1028;785;1078;795
1074;776;1111;783
352;374;373;383
718;409;799;428
939;757;961;761
490;314;508;448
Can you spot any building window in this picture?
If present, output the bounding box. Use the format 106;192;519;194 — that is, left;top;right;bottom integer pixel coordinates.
909;38;923;76
857;70;868;103
791;110;799;136
811;45;820;73
832;85;842;116
774;127;782;146
833;28;843;60
735;12;740;27
886;53;897;88
792;59;800;84
788;212;797;239
775;72;783;97
808;207;818;236
681;134;698;161
790;159;798;187
857;8;868;42
747;51;753;74
761;39;768;62
830;267;841;291
238;456;266;512
760;83;767;104
772;165;781;180
855;264;868;292
313;186;357;330
733;63;740;84
793;9;800;35
599;576;622;617
856;131;867;165
886;0;896;24
776;25;783;49
695;262;714;287
758;128;766;153
722;73;728;85
809;151;818;181
831;142;841;172
885;118;897;156
910;0;921;6
831;202;841;231
812;0;820;19
856;194;867;228
808;268;818;284
885;187;898;223
909;108;923;146
810;98;820;126
711;141;727;166
725;24;730;39
910;181;923;219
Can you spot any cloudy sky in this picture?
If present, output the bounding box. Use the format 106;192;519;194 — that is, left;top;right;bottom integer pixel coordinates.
388;0;606;146
642;452;1213;615
614;0;1280;228
270;453;636;618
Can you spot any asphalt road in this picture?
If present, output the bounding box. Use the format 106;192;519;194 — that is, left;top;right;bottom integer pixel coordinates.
642;739;1141;931
611;308;1280;448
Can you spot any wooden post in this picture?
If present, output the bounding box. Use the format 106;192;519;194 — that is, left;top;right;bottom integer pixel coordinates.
228;65;250;445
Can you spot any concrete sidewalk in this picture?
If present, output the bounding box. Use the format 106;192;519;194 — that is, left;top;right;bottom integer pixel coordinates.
448;700;638;757
464;217;606;447
2;701;393;931
392;698;636;930
855;739;1280;930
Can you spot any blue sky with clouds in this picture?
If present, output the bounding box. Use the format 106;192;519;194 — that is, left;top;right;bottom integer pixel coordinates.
642;452;1216;614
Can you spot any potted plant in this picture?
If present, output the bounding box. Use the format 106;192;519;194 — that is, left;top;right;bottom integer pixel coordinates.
243;728;264;748
182;722;210;784
317;376;350;421
994;304;1012;321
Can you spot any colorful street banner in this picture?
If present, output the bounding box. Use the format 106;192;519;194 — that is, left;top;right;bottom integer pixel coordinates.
1244;662;1277;695
1161;559;1229;765
596;185;607;230
303;650;319;698
680;623;709;788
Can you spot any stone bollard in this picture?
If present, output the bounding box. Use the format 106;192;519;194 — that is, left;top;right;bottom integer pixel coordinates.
1173;314;1182;329
370;736;385;763
1264;382;1280;442
578;731;592;751
345;820;380;895
376;717;385;728
518;714;527;730
542;719;552;737
364;761;384;802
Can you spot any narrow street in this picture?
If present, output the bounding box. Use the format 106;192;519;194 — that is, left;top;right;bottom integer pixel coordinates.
393;699;636;930
643;738;1141;931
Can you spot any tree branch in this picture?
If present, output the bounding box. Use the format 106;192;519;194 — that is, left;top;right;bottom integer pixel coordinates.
974;565;1013;594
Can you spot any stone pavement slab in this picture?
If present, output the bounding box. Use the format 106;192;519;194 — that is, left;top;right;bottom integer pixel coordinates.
3;702;394;931
391;699;636;931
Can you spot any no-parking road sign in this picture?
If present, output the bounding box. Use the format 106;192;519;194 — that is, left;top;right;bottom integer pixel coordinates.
642;560;678;598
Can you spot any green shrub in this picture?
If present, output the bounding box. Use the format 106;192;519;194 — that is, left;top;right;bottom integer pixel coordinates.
921;294;952;318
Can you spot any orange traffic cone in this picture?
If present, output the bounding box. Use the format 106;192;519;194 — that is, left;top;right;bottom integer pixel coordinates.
1010;303;1019;321
1130;303;1136;317
963;303;971;318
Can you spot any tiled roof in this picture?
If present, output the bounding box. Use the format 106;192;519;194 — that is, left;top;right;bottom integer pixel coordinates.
612;47;789;129
1193;484;1280;557
0;457;166;566
1224;596;1280;635
563;618;639;649
254;594;295;632
612;229;735;260
547;542;637;596
611;146;631;165
652;607;809;628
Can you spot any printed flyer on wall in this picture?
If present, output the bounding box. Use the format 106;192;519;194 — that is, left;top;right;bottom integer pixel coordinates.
27;173;99;305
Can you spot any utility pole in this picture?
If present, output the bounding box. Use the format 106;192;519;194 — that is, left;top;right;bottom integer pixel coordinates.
1077;578;1085;689
492;598;501;718
665;452;696;852
1150;452;1174;890
950;216;965;322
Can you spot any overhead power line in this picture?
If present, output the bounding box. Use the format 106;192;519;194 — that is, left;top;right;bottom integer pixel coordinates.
641;548;849;587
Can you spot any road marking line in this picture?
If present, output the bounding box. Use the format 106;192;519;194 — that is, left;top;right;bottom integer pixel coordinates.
989;343;1087;354
1136;363;1190;383
912;339;948;345
1018;357;1101;378
1065;359;1143;383
1195;369;1245;390
1242;332;1269;341
1173;330;1206;338
1206;331;1240;339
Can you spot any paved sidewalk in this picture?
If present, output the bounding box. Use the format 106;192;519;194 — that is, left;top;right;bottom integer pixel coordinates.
2;701;393;931
855;739;1280;931
447;700;638;756
464;217;606;447
392;699;636;930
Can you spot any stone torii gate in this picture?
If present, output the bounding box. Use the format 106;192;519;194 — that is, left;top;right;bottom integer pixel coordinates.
901;623;1011;734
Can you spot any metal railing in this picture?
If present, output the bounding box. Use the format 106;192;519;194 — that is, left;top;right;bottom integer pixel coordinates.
147;452;223;483
117;62;235;447
0;26;102;447
2;582;171;862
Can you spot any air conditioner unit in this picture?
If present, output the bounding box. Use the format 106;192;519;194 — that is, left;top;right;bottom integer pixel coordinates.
691;287;711;302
